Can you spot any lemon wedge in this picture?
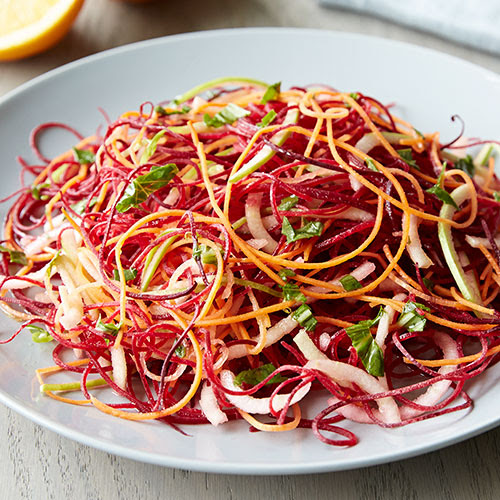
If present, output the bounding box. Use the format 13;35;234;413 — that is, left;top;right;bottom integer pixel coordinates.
0;0;84;61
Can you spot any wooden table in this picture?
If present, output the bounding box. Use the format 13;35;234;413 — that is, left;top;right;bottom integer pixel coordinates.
1;1;500;498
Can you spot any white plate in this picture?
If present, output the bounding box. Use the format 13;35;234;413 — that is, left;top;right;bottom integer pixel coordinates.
0;28;500;475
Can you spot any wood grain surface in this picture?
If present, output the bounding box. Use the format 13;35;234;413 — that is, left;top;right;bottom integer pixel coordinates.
1;1;500;499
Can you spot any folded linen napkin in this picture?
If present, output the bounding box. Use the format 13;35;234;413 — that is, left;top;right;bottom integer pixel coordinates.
320;0;500;55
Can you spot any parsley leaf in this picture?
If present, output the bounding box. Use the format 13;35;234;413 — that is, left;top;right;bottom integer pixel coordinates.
203;103;250;128
113;268;137;282
234;363;286;387
278;195;299;211
455;155;475;177
141;130;166;164
116;163;178;213
0;245;27;265
345;307;385;376
31;182;50;200
73;148;96;165
155;105;191;116
278;269;296;281
397;301;431;332
281;217;323;244
398;148;417;168
427;184;458;209
96;317;121;335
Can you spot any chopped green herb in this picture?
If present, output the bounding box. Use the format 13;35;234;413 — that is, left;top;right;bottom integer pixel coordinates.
192;243;221;264
494;192;500;202
0;245;27;265
27;325;53;343
281;217;323;244
292;304;317;331
422;277;435;291
455;155;475;177
345;307;385;376
278;195;299;211
398;301;431;332
155;105;191;116
339;274;362;291
349;92;359;100
257;109;277;128
175;344;186;358
398;148;417;168
427;185;458;209
261;82;281;104
204;103;250;128
31;182;50;200
70;196;99;215
96;317;121;335
116;163;178;213
365;158;378;171
231;278;282;297
46;250;62;277
234;363;286;387
278;269;296;281
282;283;306;303
140;130;166;164
73;148;96;165
113;268;137;282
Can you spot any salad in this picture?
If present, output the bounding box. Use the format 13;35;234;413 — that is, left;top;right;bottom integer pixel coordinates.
1;77;499;447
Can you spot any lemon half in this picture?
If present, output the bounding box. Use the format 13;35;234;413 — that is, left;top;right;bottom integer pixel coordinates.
0;0;84;61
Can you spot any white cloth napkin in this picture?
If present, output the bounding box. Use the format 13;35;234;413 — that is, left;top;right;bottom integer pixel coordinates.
320;0;500;55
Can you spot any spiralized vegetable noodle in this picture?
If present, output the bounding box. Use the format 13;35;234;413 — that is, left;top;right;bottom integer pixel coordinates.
1;77;500;446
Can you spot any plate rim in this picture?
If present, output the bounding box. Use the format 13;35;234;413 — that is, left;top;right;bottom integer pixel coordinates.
1;27;500;475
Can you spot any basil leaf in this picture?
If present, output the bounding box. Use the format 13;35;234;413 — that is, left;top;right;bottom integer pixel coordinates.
282;283;306;303
113;268;137;282
339;274;362;291
278;195;299;211
278;268;295;281
257;109;277;128
155;105;191;116
345;308;385;376
261;82;281;104
234;363;286;387
116;163;178;213
281;217;323;244
204;103;250;129
27;325;53;343
31;182;50;200
141;130;166;164
455;155;474;177
292;304;317;331
73;148;96;165
398;301;431;332
0;245;27;265
426;184;458;209
398;148;417;168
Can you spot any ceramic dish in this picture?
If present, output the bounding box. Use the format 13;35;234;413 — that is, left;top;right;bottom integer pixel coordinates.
0;28;500;474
